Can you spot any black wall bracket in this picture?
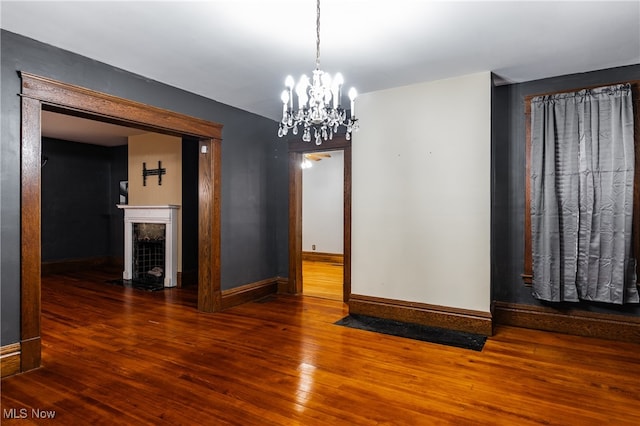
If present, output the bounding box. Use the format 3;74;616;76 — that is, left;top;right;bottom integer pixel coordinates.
143;161;166;186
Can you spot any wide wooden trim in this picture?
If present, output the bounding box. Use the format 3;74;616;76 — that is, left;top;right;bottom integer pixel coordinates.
288;151;303;294
277;276;289;294
522;88;533;286
20;72;222;139
287;137;352;152
301;251;344;264
19;338;41;373
19;72;222;373
288;136;352;302
494;301;640;343
0;343;21;378
198;139;222;312
343;145;352;302
21;95;42;373
0;343;21;356
221;278;279;310
349;294;493;336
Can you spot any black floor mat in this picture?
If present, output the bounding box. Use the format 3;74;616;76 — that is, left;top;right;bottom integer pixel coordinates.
334;314;486;351
106;279;165;292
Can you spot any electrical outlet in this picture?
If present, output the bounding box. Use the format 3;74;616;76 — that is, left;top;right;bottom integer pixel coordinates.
312;244;316;250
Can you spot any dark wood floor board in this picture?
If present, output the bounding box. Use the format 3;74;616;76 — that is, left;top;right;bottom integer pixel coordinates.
451;370;626;425
2;269;640;425
91;369;304;426
477;338;640;394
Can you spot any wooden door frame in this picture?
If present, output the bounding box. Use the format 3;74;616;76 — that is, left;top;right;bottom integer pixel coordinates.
288;136;352;302
19;72;223;373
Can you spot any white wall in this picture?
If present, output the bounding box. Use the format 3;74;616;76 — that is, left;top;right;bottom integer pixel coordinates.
303;151;344;254
351;72;491;313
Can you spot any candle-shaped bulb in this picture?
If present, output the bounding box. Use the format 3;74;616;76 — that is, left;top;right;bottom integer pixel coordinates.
296;75;309;110
285;75;294;109
281;90;289;105
281;90;289;119
285;75;295;90
348;87;357;117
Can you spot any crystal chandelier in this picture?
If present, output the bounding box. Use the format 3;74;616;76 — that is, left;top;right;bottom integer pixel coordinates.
277;0;359;145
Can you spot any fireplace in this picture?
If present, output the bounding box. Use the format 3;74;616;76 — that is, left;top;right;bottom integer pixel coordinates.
117;205;179;287
133;223;166;284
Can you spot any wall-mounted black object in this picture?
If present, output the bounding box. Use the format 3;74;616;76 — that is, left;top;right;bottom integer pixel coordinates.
143;161;166;186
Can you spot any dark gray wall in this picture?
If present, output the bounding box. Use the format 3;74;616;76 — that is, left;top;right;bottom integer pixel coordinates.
181;138;199;276
492;64;640;317
268;141;290;278
41;138;126;261
109;145;129;259
0;30;289;345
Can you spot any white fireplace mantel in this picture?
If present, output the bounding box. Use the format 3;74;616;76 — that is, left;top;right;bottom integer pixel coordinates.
117;205;179;287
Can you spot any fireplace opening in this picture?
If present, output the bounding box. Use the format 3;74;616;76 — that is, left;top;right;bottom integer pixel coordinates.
133;223;166;284
118;205;179;288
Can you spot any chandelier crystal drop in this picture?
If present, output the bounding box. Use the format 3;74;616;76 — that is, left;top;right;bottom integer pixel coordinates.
278;0;359;145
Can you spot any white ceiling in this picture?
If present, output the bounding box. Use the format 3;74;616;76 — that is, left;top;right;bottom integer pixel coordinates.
2;1;639;144
41;111;148;146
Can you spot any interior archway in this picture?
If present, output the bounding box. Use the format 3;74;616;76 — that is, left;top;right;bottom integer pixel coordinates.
19;72;223;373
288;136;352;302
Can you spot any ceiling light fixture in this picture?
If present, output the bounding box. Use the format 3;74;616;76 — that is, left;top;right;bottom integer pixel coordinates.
278;0;359;145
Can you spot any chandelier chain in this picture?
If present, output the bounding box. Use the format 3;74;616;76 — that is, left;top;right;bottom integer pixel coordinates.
315;0;321;69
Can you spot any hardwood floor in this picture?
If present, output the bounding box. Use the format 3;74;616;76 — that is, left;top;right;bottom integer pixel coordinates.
303;260;343;301
2;268;640;425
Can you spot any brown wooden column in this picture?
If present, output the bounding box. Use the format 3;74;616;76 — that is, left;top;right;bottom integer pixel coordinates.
288;151;303;294
198;139;222;312
21;95;43;371
342;146;352;303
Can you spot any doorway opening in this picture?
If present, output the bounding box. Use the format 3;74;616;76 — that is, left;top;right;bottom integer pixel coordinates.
19;72;222;373
301;151;344;301
39;122;200;290
287;136;351;302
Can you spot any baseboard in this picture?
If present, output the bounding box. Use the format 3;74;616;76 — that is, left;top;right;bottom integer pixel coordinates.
348;294;493;336
276;276;289;294
221;277;278;310
493;301;640;343
41;256;122;275
1;343;21;378
302;251;344;264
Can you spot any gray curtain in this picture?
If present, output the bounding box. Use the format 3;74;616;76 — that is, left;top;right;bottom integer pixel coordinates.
530;83;639;304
